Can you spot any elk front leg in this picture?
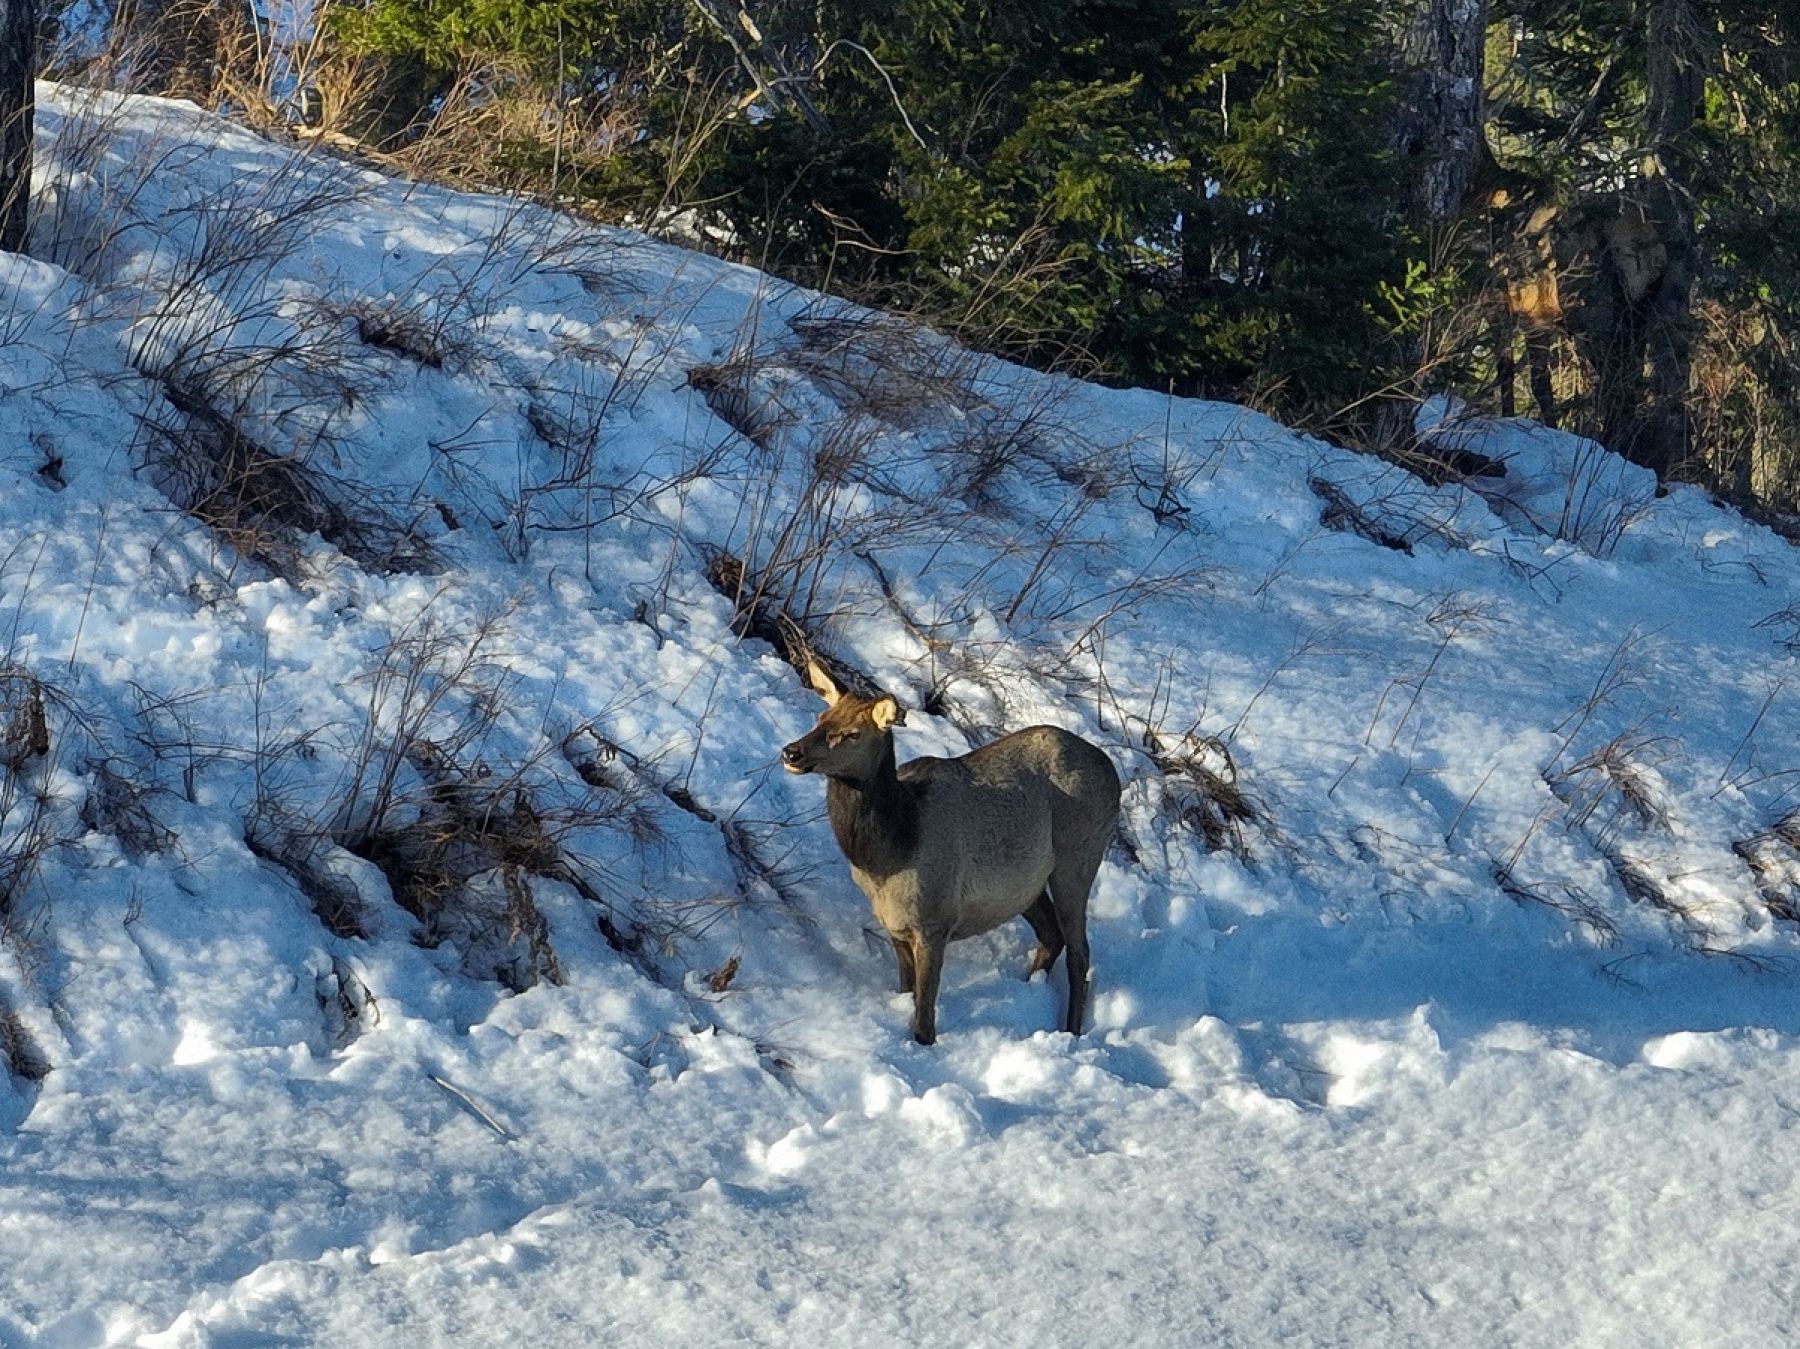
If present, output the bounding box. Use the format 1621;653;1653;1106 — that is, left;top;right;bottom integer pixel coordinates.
889;932;917;993
909;932;945;1046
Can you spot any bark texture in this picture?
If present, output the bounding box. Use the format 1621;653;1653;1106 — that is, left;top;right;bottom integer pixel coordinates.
1636;0;1704;476
0;0;33;253
1392;0;1491;224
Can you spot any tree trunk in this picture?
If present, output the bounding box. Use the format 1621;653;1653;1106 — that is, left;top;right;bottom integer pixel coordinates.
0;0;33;253
1495;308;1517;417
1636;0;1704;477
1371;0;1491;454
1392;0;1491;224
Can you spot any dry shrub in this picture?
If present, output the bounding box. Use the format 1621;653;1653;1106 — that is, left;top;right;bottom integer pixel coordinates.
1691;299;1800;509
244;816;370;941
1545;731;1675;836
50;0;230;106
932;383;1113;516
0;1004;49;1084
785;305;985;431
348;747;572;993
0;669;69;919
51;1;390;139
706;953;740;994
564;725;816;939
1309;475;1416;554
1358;594;1495;751
1412;401;1652;558
140;377;439;580
1600;846;1668;909
0;673;49;774
313;607;586;988
688;348;909;630
81;756;177;860
305;604;682;986
1491;861;1619;944
686;357;793;454
35;116;437;577
0;671;89;1078
1733;810;1800;925
701;547;823;680
302;200;550;378
1144;728;1263;859
555;733;667;849
332;293;477;372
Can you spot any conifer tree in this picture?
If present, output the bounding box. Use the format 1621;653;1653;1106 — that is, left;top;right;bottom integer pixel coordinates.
332;0;1800;501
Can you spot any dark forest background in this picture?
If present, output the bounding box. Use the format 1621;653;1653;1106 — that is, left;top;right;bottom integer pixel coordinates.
13;0;1800;509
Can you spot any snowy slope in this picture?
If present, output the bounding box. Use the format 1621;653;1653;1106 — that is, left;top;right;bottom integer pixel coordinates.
2;83;1800;1347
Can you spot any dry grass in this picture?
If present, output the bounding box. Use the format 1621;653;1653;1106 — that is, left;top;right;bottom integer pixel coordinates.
316;955;380;1047
1733;809;1800;925
1141;726;1265;860
1363;595;1497;752
244;815;371;941
140;375;439;581
785;304;986;431
1491;861;1619;944
563;724;817;940
1309;476;1416;554
1545;731;1676;839
1593;844;1713;946
0;1004;49;1084
1411;402;1653;558
80;756;177;861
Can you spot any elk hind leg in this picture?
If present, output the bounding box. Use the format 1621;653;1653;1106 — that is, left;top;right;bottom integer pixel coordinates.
1021;892;1064;979
889;932;917;993
1047;854;1102;1036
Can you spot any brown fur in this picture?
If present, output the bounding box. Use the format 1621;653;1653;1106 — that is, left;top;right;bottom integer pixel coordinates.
783;664;1121;1044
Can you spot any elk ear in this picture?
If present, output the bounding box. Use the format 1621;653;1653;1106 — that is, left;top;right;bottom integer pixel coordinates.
805;658;843;707
869;696;905;731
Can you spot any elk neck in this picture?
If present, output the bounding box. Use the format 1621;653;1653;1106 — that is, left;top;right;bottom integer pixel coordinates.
824;733;920;879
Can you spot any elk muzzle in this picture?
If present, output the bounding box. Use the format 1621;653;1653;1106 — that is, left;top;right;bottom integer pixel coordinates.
781;735;819;774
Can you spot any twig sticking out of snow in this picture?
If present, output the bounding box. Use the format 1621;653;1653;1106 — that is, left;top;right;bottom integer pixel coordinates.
427;1073;512;1141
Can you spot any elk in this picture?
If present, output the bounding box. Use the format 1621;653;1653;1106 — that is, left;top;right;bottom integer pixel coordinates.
782;662;1121;1044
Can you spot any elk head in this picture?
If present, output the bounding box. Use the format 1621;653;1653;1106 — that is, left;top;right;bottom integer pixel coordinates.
780;661;905;783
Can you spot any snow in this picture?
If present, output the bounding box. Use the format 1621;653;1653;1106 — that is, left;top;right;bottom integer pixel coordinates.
1;82;1799;1345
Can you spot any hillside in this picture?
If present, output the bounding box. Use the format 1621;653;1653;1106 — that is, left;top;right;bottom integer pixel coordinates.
3;84;1800;1347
